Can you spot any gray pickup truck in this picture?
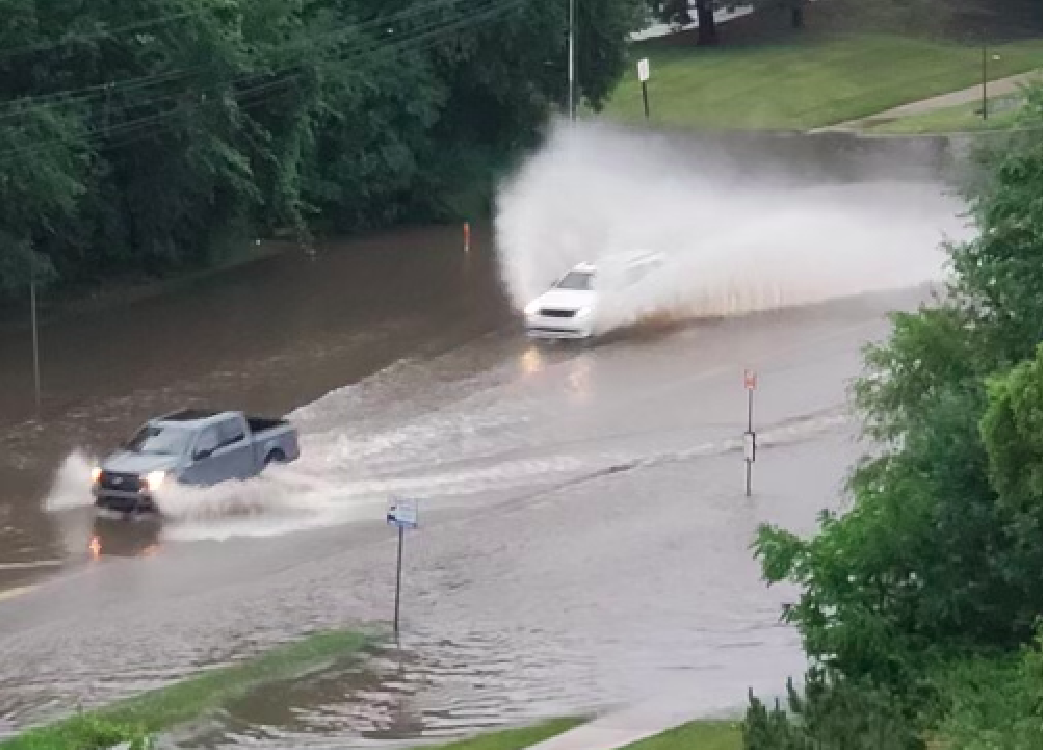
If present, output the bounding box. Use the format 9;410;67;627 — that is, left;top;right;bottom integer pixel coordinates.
92;409;300;515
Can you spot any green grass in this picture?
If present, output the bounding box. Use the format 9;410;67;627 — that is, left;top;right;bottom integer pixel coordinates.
620;721;742;750
603;33;1043;130
434;718;587;750
1;629;373;750
865;94;1027;134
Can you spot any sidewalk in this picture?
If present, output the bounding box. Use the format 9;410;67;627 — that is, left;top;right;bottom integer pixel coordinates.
815;70;1041;132
527;678;784;750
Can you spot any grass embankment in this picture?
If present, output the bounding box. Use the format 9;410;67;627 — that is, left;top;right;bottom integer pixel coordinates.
604;33;1043;130
1;629;373;750
621;721;742;750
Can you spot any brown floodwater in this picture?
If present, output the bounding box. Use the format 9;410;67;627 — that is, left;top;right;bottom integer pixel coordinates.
0;225;511;588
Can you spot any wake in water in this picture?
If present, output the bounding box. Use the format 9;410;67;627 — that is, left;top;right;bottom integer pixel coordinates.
494;120;973;334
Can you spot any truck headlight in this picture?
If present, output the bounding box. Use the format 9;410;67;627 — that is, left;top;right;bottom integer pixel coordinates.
145;470;166;492
91;467;102;484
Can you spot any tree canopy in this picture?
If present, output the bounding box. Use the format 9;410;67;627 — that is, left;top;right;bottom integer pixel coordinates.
0;0;642;296
747;89;1043;747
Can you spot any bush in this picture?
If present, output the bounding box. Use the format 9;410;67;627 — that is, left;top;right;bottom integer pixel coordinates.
743;670;924;750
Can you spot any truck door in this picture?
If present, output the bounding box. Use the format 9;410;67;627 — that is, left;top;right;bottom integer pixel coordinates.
182;426;221;487
213;415;255;480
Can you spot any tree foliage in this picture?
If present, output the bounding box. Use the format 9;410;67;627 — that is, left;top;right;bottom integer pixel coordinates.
0;0;641;296
753;85;1043;693
743;670;922;750
744;85;1043;748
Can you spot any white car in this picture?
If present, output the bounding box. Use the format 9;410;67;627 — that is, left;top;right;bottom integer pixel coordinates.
523;252;664;340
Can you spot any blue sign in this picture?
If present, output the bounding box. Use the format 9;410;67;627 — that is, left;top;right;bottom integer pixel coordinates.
387;497;419;529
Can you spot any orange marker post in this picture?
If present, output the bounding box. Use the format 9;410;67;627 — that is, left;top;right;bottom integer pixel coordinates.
463;222;471;254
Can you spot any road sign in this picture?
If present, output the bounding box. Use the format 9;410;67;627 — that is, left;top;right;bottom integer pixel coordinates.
742;370;757;496
743;431;756;463
637;57;650;82
387;497;418;529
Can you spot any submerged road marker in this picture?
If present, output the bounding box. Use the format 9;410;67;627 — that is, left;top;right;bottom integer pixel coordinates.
387;496;419;638
743;368;757;497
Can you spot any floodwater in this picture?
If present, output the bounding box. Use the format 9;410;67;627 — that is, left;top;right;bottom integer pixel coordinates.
0;129;969;746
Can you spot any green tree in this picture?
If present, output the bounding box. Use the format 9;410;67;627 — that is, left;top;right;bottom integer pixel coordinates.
0;0;642;294
754;88;1043;690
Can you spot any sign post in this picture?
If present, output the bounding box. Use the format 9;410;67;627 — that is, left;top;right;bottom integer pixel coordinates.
743;368;757;496
29;264;41;412
637;58;651;119
386;497;419;638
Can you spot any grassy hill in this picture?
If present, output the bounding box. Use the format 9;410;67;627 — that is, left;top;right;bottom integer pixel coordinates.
603;32;1043;131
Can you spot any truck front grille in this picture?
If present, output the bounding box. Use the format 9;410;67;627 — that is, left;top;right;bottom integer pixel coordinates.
540;308;576;318
100;472;142;493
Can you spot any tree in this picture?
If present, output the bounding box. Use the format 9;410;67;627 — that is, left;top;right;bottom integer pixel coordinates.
754;87;1043;690
0;0;643;295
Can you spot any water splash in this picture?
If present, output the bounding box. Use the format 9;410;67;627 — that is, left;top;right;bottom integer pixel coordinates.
493;120;972;334
42;450;99;512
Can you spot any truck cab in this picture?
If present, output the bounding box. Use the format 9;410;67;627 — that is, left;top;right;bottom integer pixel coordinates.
92;409;300;515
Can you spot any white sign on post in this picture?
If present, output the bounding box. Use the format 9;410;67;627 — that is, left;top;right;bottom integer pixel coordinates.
637;57;650;82
387;497;419;529
743;431;756;463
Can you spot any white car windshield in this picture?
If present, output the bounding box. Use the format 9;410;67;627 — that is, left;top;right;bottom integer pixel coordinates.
556;271;594;291
126;425;192;456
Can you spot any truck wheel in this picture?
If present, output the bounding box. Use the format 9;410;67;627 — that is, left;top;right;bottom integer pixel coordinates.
264;449;286;466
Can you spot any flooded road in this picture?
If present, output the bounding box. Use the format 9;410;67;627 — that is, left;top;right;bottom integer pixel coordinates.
0;128;969;746
0;226;510;587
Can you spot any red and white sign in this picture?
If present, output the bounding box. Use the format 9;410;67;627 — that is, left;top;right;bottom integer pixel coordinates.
743;368;757;390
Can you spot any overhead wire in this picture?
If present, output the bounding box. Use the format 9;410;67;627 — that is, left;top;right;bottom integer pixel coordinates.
0;0;488;120
0;0;530;164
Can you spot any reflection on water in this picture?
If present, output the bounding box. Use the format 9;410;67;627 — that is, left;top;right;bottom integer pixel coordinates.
90;516;162;559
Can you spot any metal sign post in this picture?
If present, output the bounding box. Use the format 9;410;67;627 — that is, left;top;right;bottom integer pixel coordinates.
568;0;576;121
637;58;651;119
743;369;757;496
387;497;419;638
30;273;41;412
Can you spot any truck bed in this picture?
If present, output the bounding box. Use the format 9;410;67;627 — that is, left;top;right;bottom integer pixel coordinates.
247;416;289;434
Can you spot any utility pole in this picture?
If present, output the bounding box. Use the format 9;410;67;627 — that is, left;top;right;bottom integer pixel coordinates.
29;262;41;412
982;36;988;120
568;0;576;120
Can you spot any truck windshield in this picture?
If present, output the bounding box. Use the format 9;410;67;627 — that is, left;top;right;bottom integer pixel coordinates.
556;272;594;290
126;425;192;456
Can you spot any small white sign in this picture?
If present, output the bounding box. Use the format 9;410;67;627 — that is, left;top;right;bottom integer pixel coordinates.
387;497;419;529
743;368;757;390
743;431;756;463
637;57;650;82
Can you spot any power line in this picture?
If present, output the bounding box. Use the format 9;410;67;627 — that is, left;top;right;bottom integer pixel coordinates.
0;1;485;126
0;0;483;119
0;0;529;165
0;9;212;60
